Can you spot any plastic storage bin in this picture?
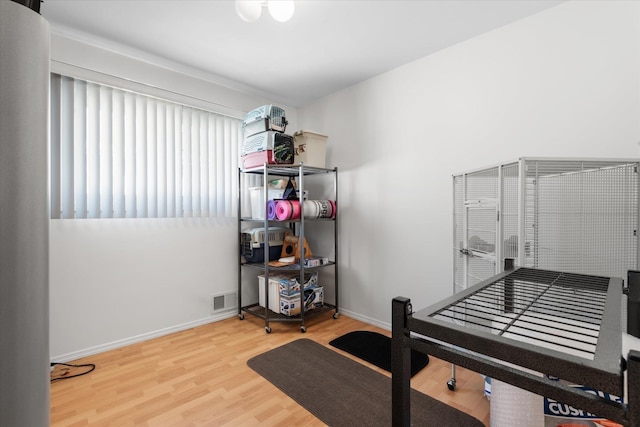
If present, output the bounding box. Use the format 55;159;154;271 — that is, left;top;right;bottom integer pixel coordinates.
293;130;328;168
249;187;286;219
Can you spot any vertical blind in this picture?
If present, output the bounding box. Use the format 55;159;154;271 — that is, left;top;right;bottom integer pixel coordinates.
50;74;242;219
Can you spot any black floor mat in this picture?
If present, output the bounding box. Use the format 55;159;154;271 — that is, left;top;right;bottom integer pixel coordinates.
329;330;429;377
248;339;483;427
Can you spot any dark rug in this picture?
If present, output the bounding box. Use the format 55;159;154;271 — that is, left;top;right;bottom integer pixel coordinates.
329;330;429;377
247;339;484;427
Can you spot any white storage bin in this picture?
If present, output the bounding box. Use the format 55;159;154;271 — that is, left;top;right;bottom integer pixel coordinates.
293;130;328;168
258;274;282;313
249;187;286;219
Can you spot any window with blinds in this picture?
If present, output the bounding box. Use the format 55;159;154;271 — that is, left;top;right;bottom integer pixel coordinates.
49;73;242;219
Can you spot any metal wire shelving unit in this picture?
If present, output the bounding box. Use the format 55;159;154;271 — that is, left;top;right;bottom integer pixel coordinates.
237;163;339;333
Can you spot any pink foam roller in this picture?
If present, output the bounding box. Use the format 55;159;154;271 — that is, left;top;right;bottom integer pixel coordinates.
275;200;291;220
290;200;301;219
275;200;301;220
329;199;336;218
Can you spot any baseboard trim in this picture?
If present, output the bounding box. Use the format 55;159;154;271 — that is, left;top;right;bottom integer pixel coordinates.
339;308;390;331
50;311;237;363
51;308;387;362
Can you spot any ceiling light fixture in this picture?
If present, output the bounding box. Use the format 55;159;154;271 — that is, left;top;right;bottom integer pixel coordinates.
235;0;295;23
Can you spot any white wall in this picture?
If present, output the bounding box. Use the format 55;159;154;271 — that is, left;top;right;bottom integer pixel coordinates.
297;1;640;327
51;1;640;359
50;218;233;357
49;33;298;360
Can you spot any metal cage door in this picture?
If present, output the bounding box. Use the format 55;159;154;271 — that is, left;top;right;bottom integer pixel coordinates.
453;168;501;294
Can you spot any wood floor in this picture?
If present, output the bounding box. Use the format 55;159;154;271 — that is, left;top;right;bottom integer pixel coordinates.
50;312;490;426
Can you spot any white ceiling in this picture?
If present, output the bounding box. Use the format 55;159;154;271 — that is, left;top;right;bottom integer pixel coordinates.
41;0;564;107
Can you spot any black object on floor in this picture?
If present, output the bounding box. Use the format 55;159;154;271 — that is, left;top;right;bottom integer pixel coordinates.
329;330;429;377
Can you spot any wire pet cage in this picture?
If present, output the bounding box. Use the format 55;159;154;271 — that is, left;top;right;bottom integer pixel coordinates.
453;157;640;327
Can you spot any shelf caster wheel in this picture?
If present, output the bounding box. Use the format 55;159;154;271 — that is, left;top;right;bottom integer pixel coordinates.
333;312;339;319
238;313;244;320
265;326;272;334
300;326;307;333
447;378;456;391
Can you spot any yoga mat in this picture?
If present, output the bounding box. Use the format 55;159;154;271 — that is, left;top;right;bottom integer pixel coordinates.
303;200;319;218
267;200;277;220
248;339;484;427
275;200;300;220
303;199;336;218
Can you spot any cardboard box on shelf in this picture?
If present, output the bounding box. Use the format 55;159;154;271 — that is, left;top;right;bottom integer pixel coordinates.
280;286;324;316
304;256;330;267
258;272;319;312
278;271;318;295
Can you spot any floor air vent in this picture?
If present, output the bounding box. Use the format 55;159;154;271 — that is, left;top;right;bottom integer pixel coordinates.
211;291;237;313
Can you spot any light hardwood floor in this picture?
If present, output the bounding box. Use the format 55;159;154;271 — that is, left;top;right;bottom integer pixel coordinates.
50;313;490;426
